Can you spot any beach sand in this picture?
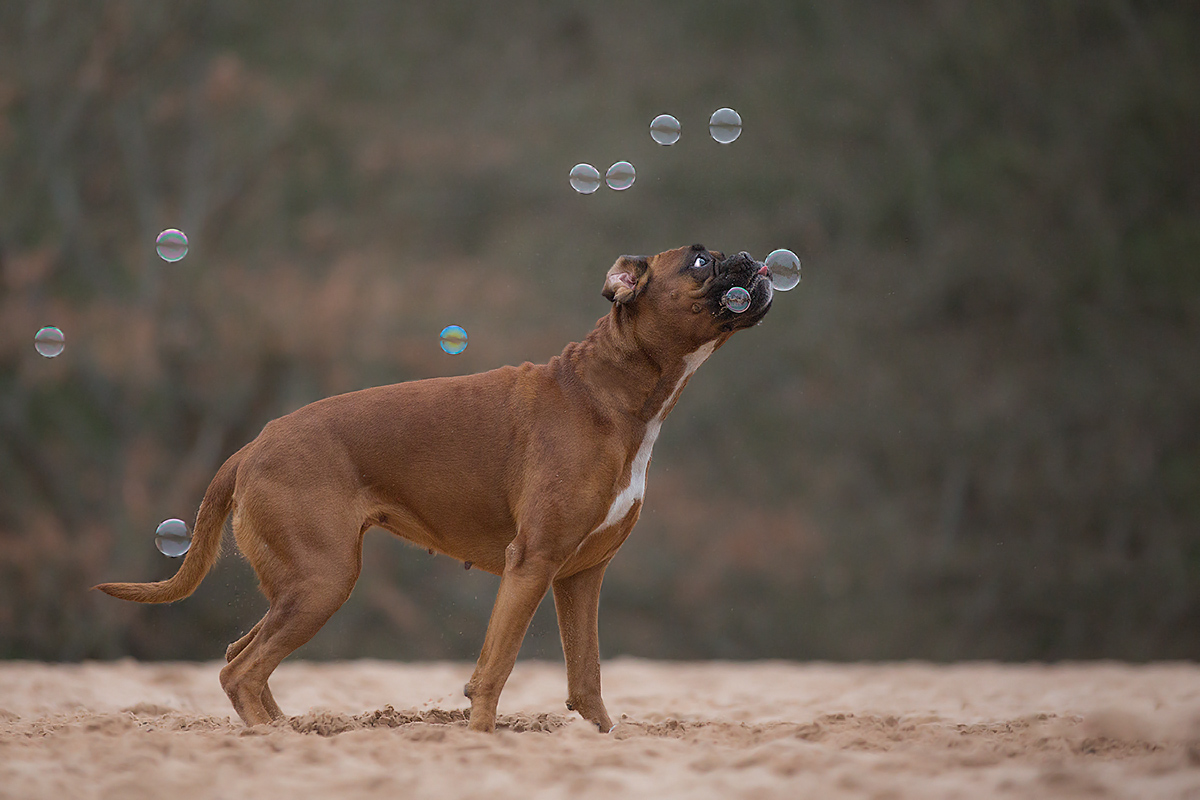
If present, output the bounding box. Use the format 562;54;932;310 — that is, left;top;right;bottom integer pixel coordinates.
2;659;1199;799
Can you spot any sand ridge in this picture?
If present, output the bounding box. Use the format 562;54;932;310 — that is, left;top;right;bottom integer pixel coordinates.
1;659;1199;799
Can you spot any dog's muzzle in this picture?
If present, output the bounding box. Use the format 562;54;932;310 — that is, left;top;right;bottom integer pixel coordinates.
713;252;773;327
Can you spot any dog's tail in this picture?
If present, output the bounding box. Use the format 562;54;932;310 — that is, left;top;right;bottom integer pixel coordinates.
93;446;243;604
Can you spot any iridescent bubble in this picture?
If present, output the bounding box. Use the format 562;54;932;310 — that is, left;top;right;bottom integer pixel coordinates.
155;518;192;558
649;114;681;145
155;229;189;262
34;326;65;358
440;325;468;355
569;163;601;194
765;248;801;291
709;107;742;144
605;161;636;191
721;286;751;313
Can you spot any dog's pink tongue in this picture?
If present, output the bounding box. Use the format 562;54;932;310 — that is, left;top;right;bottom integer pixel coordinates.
757;264;771;277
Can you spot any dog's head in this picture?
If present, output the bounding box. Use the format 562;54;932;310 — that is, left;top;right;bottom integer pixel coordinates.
602;244;773;351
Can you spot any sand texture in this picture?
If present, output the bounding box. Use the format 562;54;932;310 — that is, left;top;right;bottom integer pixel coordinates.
1;659;1199;799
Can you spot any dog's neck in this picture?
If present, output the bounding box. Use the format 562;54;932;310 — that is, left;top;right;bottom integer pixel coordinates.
551;312;719;425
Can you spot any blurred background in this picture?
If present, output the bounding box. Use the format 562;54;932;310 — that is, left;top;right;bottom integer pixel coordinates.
0;1;1197;663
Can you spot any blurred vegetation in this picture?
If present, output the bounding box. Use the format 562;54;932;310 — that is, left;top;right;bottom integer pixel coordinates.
0;0;1197;662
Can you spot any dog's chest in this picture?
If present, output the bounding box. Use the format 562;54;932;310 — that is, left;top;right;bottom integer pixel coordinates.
590;341;715;534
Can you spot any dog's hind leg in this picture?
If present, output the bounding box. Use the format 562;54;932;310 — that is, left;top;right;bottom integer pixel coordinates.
220;514;364;726
225;616;283;720
220;579;359;725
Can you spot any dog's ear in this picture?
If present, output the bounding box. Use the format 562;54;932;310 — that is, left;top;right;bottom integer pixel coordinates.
602;255;648;304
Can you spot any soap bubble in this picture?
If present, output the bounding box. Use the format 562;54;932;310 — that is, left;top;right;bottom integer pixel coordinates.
709;107;742;144
155;518;192;558
650;114;681;145
721;286;751;313
440;325;468;355
155;229;189;262
34;326;65;358
765;249;801;291
569;163;601;194
605;161;636;191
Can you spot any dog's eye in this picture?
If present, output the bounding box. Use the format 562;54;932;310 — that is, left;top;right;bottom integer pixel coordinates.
692;255;708;269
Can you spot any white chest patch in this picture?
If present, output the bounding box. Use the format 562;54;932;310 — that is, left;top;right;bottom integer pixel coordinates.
591;341;716;534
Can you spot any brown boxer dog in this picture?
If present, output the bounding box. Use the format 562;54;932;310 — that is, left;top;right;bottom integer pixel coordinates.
95;244;773;732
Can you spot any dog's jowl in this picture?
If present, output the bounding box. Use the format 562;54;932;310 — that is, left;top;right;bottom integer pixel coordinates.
96;244;773;733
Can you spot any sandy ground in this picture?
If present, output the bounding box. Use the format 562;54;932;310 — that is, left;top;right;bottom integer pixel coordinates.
1;660;1199;799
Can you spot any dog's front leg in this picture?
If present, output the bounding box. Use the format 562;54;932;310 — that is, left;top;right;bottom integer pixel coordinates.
464;536;560;732
552;559;614;732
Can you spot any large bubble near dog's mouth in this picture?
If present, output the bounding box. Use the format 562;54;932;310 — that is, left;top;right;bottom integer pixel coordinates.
765;249;801;291
721;286;752;313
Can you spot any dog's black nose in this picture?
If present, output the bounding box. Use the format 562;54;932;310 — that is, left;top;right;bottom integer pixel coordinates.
725;251;755;270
